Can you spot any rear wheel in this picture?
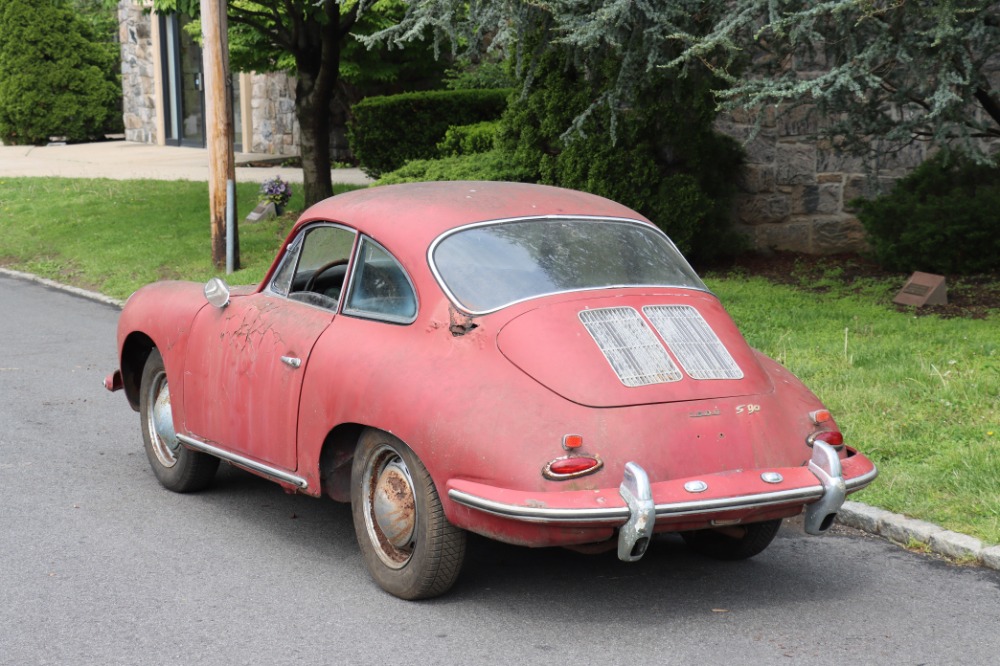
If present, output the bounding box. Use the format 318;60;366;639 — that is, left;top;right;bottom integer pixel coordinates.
139;349;218;493
351;428;466;600
681;519;782;561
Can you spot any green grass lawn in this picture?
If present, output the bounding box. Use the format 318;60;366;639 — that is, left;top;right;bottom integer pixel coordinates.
2;177;997;544
0;177;361;299
705;274;999;544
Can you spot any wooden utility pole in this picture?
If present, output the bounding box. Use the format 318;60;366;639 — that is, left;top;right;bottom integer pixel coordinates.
201;0;239;270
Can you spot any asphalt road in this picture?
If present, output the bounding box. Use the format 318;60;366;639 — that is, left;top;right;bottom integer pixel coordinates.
2;273;998;666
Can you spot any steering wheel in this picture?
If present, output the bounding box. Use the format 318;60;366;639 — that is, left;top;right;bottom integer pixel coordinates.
304;258;349;293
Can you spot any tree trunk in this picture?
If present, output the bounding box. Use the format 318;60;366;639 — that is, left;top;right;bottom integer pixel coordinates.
296;70;335;207
291;2;342;208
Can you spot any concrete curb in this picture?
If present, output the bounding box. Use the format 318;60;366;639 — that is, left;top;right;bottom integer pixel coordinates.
837;501;1000;570
0;267;124;308
5;269;998;572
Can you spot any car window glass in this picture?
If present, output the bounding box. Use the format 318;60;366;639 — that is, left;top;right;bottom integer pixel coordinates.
344;239;417;323
431;218;707;313
281;225;357;310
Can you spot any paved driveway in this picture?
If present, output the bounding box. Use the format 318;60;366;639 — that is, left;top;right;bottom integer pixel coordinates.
0;141;371;184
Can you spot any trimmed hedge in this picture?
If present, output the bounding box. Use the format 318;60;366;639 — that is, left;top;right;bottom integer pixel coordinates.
855;152;1000;274
348;89;513;177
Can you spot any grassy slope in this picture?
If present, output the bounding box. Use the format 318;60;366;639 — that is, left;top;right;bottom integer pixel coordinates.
707;275;999;542
0;178;358;299
1;177;997;542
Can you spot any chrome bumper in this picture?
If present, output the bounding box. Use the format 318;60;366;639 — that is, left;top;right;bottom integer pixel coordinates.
448;442;875;562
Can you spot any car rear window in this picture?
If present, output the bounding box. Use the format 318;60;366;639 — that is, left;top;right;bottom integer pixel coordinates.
430;217;707;313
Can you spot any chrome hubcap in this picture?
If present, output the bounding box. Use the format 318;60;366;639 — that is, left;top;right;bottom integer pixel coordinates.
146;372;178;468
363;446;417;568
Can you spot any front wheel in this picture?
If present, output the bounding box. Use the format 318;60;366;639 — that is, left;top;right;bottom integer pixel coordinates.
139;349;218;493
681;519;782;561
350;429;466;599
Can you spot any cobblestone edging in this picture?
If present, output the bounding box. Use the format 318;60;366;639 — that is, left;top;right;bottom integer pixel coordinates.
838;501;1000;570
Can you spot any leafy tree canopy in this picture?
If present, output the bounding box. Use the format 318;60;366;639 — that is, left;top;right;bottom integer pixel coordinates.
150;0;440;205
371;0;1000;162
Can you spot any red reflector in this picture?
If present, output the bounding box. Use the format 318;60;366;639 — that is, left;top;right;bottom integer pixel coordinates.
810;409;832;424
543;455;604;480
812;430;844;447
563;434;584;450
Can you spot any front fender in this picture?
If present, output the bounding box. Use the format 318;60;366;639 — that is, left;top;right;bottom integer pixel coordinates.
115;281;209;423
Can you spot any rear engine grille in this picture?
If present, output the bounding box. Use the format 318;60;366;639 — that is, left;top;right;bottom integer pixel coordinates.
579;307;682;387
642;305;743;380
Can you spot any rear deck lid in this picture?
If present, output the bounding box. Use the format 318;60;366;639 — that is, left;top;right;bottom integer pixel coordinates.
496;291;772;407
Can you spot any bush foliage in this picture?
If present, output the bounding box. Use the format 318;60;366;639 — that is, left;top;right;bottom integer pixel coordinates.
0;0;121;144
377;150;534;185
495;51;744;260
437;121;500;157
348;89;513;177
855;153;1000;274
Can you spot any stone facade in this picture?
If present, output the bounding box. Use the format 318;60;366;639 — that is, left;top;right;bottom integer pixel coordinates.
247;72;299;156
119;2;157;145
715;106;931;255
116;1;300;156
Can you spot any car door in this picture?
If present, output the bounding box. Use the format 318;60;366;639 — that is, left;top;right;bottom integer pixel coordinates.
182;224;357;471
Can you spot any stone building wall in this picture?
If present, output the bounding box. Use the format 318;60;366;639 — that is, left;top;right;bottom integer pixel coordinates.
715;107;930;255
248;72;299;156
118;2;157;144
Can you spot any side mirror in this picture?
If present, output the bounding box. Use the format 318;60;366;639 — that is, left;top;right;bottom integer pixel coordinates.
204;277;231;308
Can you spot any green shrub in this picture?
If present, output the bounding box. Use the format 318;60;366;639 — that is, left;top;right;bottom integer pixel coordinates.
376;149;534;185
348;88;514;177
437;121;500;156
495;50;745;261
0;0;121;144
855;152;1000;274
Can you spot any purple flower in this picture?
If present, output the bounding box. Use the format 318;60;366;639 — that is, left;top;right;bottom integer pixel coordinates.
260;176;292;206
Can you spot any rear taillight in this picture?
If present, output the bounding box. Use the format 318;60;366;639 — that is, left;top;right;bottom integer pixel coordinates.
808;430;844;449
543;455;604;480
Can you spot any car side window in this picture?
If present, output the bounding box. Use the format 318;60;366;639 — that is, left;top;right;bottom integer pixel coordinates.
271;224;357;310
343;238;417;323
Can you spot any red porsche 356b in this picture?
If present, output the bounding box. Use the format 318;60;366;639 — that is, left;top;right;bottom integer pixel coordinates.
106;181;876;599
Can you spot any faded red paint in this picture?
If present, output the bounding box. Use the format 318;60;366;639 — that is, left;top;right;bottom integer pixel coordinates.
109;181;876;552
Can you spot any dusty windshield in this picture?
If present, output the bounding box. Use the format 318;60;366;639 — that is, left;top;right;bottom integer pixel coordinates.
431;217;707;313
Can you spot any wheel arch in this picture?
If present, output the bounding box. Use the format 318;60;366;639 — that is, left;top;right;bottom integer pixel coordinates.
121;331;156;411
317;422;365;502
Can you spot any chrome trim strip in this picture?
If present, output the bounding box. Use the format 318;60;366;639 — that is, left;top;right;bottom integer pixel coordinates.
448;484;826;525
448;489;628;524
654;486;824;518
177;434;309;489
845;465;879;492
426;214;712;316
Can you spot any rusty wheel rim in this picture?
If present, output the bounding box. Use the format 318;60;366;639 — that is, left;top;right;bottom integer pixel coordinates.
145;371;177;468
362;444;417;569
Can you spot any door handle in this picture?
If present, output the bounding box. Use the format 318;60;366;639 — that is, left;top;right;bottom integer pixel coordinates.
280;356;301;369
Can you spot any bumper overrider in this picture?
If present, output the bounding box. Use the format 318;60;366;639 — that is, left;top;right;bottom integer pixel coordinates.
447;442;877;562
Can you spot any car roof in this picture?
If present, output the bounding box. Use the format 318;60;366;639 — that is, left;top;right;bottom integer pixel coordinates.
294;181;650;255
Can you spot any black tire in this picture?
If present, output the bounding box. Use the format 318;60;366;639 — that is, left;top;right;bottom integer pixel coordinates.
681;519;782;561
139;349;218;493
351;428;466;600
